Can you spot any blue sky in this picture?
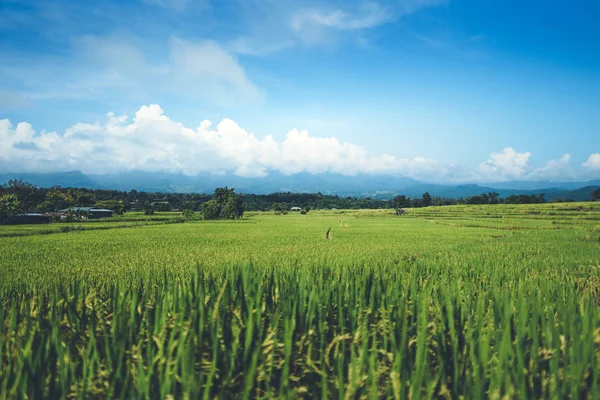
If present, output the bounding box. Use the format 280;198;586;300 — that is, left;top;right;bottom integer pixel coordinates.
1;0;599;182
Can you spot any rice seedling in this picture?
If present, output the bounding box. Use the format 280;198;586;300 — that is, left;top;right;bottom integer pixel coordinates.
1;203;600;398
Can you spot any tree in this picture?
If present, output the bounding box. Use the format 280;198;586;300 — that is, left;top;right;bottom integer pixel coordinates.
181;200;198;211
488;192;500;204
592;188;600;201
0;194;19;224
411;198;424;208
44;188;75;211
143;203;155;215
392;195;408;209
422;192;432;207
94;200;124;214
2;179;39;212
220;197;244;219
200;200;219;220
75;193;95;206
213;187;234;206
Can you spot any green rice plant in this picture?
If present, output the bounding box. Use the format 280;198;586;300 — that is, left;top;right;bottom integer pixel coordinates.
1;203;600;398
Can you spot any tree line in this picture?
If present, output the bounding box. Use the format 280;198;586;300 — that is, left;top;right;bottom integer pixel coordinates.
2;180;599;223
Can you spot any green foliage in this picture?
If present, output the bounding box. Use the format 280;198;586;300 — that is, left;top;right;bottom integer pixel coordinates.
593;188;600;201
0;194;19;224
44;188;76;210
0;179;40;212
392;195;409;209
3;180;586;216
94;200;125;214
181;209;195;219
465;191;501;204
152;202;171;212
200;200;219;220
143;204;155;215
200;187;244;220
422;191;432;207
75;193;95;206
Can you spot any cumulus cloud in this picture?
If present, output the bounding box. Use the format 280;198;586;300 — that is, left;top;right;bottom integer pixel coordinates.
529;153;574;180
477;148;532;181
0;104;445;179
583;154;600;170
2;106;596;183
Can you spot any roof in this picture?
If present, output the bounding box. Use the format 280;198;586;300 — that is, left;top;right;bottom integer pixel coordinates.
16;213;47;217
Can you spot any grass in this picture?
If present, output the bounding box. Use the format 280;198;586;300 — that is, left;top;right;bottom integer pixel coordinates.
1;203;600;398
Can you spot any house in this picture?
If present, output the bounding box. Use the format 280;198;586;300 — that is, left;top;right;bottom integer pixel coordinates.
7;213;50;225
290;207;302;211
59;207;114;219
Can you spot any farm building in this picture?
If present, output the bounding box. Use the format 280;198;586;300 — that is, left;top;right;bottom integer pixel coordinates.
6;213;51;225
290;207;302;211
59;207;114;219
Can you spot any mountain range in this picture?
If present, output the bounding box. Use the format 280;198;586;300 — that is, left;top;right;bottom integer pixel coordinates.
1;171;599;202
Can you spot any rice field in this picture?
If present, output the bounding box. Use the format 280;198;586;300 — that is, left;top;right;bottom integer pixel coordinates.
1;203;600;398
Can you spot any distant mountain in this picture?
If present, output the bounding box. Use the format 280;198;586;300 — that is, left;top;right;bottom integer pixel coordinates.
482;180;600;191
399;183;550;199
88;171;418;195
1;170;598;201
0;171;102;189
542;186;600;202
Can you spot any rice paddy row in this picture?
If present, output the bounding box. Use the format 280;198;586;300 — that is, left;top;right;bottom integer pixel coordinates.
1;203;600;398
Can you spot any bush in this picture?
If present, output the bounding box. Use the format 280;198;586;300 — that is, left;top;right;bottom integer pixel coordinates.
181;209;195;219
200;200;219;220
167;217;186;224
300;210;307;215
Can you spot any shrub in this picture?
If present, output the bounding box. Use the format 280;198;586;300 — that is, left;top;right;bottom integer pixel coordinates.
181;209;195;219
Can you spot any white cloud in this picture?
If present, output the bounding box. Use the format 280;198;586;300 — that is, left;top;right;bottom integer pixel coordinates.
232;0;444;54
2;107;595;183
289;2;390;44
529;153;573;180
0;104;443;179
477;148;532;181
0;35;262;106
583;154;600;170
169;38;262;105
